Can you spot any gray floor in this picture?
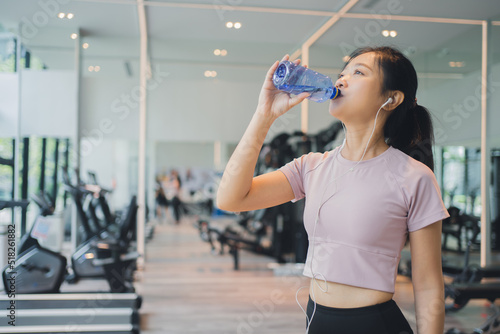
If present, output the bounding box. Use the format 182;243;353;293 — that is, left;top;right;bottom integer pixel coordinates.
135;216;500;333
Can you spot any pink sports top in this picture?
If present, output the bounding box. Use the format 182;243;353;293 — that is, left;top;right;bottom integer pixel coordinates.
279;145;449;293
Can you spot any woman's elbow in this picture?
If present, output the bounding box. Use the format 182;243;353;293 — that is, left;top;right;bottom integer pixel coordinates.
216;190;236;212
216;196;230;212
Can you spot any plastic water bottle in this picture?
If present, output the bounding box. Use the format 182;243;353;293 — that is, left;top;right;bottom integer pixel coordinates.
272;61;340;103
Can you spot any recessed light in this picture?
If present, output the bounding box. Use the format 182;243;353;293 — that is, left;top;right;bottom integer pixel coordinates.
94;65;101;72
382;30;397;37
67;13;74;19
449;61;465;68
342;55;350;62
70;33;78;39
204;70;217;77
88;65;94;72
226;22;233;28
58;12;65;19
234;22;241;29
214;49;221;56
220;49;227;56
82;43;89;49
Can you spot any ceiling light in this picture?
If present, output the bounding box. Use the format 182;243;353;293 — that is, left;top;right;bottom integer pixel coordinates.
82;43;89;49
88;66;94;72
449;61;465;68
214;49;221;56
234;22;241;29
58;12;65;19
382;30;389;37
94;65;101;72
226;22;233;28
70;33;78;40
389;30;397;37
204;70;217;77
220;49;227;56
342;55;350;62
67;13;74;19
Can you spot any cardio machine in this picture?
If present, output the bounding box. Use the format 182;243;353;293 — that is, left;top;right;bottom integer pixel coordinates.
61;167;138;286
0;198;142;334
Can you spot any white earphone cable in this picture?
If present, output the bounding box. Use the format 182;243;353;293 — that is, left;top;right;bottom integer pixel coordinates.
298;99;391;333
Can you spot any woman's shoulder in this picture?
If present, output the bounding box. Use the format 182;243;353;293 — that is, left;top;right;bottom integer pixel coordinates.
386;146;436;180
294;147;339;174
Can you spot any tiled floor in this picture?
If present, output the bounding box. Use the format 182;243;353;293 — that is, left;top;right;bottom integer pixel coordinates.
135;216;500;333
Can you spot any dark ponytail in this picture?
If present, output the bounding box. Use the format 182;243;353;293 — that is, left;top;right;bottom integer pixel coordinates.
346;47;435;171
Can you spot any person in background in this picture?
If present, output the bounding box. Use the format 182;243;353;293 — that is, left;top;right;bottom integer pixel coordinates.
166;169;183;225
154;176;169;224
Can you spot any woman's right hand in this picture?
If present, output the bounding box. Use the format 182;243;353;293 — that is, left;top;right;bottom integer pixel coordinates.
256;55;310;120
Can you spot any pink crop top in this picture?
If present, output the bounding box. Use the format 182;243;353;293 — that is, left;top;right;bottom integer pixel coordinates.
279;145;449;293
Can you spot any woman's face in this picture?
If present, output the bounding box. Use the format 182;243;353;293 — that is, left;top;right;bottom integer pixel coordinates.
329;52;388;125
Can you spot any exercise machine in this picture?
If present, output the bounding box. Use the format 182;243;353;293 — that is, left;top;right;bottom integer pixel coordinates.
61;167;139;285
0;199;142;333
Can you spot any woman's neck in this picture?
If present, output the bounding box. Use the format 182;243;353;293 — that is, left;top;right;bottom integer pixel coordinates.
341;126;389;161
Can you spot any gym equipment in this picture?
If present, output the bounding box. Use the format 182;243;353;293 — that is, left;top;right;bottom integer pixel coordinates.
444;285;500;334
492;150;500;250
0;200;66;294
17;193;56;255
0;200;142;333
2;193;138;293
442;206;480;252
444;241;500;312
61;168;138;286
198;208;289;270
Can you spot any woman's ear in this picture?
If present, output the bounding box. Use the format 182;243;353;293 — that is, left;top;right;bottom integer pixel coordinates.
384;91;404;111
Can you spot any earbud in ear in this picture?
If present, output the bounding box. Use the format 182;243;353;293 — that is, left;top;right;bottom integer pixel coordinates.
387;97;393;104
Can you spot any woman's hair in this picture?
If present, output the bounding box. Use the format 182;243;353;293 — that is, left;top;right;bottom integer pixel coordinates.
344;46;435;171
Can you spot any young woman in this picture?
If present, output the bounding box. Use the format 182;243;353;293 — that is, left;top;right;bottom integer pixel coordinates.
217;46;449;334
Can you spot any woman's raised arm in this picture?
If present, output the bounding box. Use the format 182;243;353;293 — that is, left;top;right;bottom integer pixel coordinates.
216;55;309;212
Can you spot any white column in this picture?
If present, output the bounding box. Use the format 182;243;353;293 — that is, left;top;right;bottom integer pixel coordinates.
71;30;82;253
480;20;491;267
137;0;148;269
14;26;22;229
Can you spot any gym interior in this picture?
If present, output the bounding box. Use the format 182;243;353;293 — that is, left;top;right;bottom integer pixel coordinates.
1;0;500;333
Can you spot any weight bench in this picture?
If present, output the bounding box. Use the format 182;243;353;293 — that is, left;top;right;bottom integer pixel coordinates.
445;282;500;334
197;219;278;270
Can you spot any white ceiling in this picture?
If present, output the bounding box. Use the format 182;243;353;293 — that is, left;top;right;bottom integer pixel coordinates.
0;0;499;78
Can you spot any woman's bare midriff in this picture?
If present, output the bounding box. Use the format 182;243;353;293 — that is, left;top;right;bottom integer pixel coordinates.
310;279;393;308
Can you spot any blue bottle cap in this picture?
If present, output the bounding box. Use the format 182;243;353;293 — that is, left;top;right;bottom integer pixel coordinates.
330;88;341;100
273;62;290;87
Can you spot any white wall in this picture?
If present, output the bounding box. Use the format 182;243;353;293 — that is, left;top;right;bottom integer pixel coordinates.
155;141;215;172
80;138;135;210
20;70;77;137
419;62;500;147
